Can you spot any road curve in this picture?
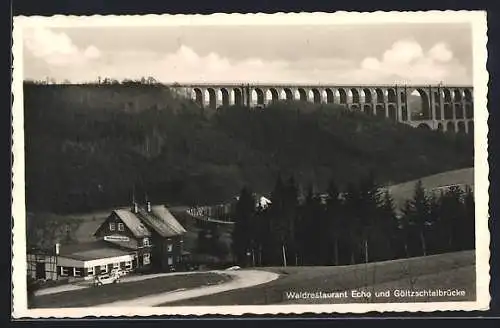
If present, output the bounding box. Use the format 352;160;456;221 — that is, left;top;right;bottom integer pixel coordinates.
95;269;279;307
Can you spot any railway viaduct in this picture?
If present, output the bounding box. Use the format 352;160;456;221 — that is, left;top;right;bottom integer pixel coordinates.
169;83;474;135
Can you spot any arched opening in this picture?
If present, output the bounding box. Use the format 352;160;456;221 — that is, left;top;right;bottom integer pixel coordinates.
376;104;385;117
363;104;372;115
221;88;230;107
408;88;431;120
455;103;464;119
400;91;406;103
464;89;473;101
298;88;308;102
453;89;462;102
446;121;456;133
325;89;334;103
465;103;473;119
433;91;441;120
437;123;443;132
363;88;372;103
254;88;265;105
375;88;385;103
284;88;294;101
233;88;243;106
434;105;441;120
468;121;474;135
388;104;396;121
311;89;321;103
387;89;396;103
269;88;280;103
351;104;359;111
434;105;442;120
443;89;452;102
457;121;466;134
207;88;217;109
433;91;440;103
338;89;347;104
417;123;431;130
193;88;204;107
401;105;408;121
444;104;453;120
350;88;360;103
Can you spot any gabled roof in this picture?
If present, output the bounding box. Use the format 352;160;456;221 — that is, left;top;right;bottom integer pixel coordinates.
57;240;132;261
112;208;151;238
136;205;186;238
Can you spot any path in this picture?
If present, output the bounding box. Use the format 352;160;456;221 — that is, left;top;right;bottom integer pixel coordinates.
34;270;222;296
95;270;279;307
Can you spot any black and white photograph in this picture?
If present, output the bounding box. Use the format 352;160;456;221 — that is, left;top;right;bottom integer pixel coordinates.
11;11;490;317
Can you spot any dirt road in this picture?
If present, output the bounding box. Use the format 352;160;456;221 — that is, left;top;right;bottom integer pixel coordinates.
95;269;280;307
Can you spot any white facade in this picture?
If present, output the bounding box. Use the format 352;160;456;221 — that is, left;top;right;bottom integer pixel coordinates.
28;251;135;281
57;254;134;269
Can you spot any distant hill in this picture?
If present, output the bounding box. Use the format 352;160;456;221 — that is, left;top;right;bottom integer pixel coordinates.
23;83;474;214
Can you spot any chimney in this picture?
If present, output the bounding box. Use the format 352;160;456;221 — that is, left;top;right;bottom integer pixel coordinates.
132;186;138;213
147;201;151;213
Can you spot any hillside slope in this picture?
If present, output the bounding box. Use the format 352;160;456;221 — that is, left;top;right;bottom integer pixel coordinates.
23;83;474;214
388;167;474;212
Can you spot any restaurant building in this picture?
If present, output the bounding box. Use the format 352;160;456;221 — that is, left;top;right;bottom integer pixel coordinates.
27;202;188;281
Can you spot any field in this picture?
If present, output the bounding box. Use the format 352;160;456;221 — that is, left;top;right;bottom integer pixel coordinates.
387;167;474;212
162;250;475;306
31;272;232;308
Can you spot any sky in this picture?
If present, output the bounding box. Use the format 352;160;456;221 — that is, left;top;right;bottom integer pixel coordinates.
22;23;473;85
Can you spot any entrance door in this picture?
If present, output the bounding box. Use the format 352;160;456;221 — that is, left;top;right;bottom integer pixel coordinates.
36;262;46;279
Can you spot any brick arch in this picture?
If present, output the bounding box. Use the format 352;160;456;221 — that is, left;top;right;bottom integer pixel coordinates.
297;88;308;102
193;88;204;107
311;89;321;103
220;88;230;107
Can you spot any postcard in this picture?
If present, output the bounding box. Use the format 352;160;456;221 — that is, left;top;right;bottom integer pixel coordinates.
11;11;490;318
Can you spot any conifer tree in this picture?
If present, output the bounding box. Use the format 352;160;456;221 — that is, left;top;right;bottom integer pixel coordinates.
231;186;255;266
326;179;342;265
462;185;475;250
378;189;399;260
402;180;431;256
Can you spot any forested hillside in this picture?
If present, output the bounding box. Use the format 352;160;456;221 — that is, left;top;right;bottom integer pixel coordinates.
24;83;474;214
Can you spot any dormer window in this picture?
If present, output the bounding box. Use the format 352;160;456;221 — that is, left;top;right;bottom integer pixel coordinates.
143;238;150;246
109;222;116;231
118;223;124;231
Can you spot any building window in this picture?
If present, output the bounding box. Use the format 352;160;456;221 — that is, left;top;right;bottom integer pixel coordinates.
167;244;173;252
87;267;94;276
118;223;124;231
143;238;150;246
113;262;119;269
143;253;151;265
100;265;107;274
109;222;116;231
167;257;173;265
125;261;132;270
74;268;82;277
60;267;69;276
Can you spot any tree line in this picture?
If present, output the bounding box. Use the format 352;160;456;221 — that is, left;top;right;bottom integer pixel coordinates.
231;174;475;267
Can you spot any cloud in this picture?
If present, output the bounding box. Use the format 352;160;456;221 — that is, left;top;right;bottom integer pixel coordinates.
382;39;424;64
353;39;469;84
24;27;101;67
428;42;453;62
22;31;470;85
